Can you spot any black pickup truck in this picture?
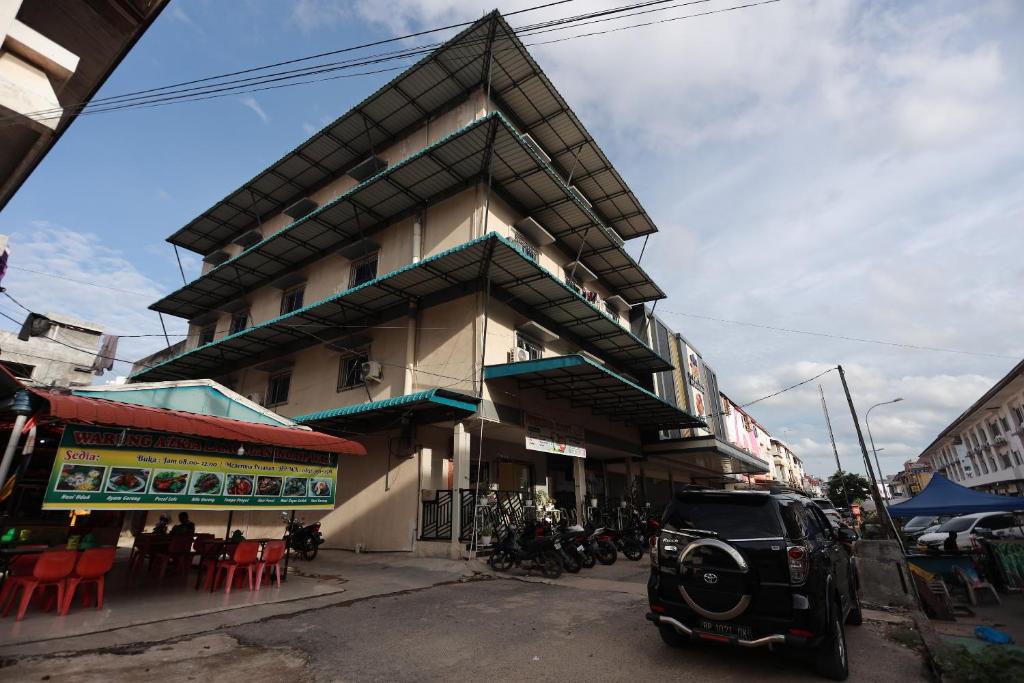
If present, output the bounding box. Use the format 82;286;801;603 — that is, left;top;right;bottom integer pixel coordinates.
646;489;861;680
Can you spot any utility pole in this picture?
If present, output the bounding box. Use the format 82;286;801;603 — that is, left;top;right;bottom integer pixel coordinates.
836;365;898;542
819;384;851;510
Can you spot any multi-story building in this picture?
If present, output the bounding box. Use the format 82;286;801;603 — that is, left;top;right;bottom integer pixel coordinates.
131;13;706;555
889;458;933;498
919;359;1024;496
769;438;805;489
0;310;102;386
0;0;168;209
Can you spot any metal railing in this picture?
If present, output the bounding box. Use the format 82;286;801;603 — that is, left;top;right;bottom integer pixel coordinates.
420;490;453;540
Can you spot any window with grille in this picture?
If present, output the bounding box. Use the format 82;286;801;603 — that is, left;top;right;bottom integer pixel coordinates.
229;310;249;335
349;252;379;288
512;229;539;261
338;350;369;390
281;286;305;315
515;333;543;360
1000;416;1011;433
266;372;291;406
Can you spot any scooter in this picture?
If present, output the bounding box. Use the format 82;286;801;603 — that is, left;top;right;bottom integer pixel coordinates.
488;522;563;579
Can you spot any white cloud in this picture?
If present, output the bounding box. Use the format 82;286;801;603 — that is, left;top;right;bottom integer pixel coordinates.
239;96;270;124
1;223;187;376
170;3;193;25
290;0;352;33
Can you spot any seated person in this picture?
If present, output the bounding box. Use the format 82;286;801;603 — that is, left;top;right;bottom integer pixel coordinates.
943;530;959;553
152;513;170;535
169;512;196;536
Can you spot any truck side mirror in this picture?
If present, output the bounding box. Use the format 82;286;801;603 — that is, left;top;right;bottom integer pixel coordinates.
838;528;858;543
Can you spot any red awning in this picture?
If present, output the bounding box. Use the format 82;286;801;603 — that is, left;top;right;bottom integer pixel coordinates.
30;389;365;456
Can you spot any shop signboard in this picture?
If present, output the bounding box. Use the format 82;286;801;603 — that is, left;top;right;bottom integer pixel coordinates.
524;414;586;458
683;344;709;437
42;424;338;511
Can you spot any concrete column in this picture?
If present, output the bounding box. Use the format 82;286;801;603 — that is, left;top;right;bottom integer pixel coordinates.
624;457;635;496
450;423;471;559
573;457;586;526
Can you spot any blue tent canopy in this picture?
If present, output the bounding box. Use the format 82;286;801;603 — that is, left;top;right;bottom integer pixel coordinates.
889;474;1024;517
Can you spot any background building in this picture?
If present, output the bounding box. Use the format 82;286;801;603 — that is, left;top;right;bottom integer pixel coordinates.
0;310;102;386
919;358;1024;496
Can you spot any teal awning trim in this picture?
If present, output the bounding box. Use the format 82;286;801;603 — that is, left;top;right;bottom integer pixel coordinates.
484;354;704;431
294;389;479;423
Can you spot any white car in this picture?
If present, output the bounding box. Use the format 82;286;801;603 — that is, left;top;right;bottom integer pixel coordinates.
916;511;1024;551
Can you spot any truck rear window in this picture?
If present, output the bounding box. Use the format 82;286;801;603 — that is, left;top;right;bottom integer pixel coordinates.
663;495;783;539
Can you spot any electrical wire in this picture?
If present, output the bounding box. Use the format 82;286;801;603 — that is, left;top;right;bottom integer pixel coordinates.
660;310;1017;360
0;0;776;125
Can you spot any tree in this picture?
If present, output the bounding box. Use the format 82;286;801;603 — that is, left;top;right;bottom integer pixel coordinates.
825;471;872;508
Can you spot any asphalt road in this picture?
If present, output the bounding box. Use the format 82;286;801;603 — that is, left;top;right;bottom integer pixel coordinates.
226;576;928;682
2;565;929;683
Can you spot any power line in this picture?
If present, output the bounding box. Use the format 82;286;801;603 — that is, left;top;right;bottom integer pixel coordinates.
660;310;1018;360
7;266;157;297
1;0;775;125
739;367;835;409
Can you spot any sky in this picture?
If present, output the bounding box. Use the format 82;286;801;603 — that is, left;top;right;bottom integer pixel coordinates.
1;0;1022;480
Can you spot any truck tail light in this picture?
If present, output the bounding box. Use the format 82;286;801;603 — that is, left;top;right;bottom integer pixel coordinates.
787;544;809;586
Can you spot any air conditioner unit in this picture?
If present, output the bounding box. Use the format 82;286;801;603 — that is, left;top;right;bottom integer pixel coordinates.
245;392;263;406
508;347;531;363
360;360;383;382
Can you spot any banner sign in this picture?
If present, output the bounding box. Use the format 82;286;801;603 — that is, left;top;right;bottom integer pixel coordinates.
42;424;338;511
524;414;586;458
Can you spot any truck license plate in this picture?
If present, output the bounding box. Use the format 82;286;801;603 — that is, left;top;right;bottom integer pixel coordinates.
699;620;752;640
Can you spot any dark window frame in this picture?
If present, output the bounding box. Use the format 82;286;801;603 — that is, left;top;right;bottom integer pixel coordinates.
337;348;370;391
229;310;250;335
280;285;305;315
348;252;379;288
197;324;216;346
266;372;291;406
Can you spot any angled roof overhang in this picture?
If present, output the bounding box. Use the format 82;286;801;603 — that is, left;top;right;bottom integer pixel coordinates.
152;112;662;322
131;234;670;383
293;389;479;434
484;354;702;431
643;436;771;475
168;11;656;256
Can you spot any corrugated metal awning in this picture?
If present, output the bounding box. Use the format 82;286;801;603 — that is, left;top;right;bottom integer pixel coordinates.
31;389;366;455
152;112;662;322
484;354;703;431
168;12;656;256
132;234;670;384
294;389;479;434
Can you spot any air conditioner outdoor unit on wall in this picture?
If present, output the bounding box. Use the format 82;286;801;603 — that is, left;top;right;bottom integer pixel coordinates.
360;360;383;382
508;347;531;363
246;392;263;406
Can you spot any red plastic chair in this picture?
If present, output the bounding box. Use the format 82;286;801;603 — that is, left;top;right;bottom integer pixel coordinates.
151;534;194;581
255;541;287;590
1;550;77;620
212;541;260;593
60;547;116;615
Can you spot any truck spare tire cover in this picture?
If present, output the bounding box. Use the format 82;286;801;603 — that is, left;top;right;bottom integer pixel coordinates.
678;538;752;620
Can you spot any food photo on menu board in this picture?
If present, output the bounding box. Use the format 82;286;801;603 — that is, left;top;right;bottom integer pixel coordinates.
310;479;332;497
226;474;254;496
283;477;309;497
190;472;223;495
256;475;283;496
150;470;190;494
105;467;150;493
55;464;105;492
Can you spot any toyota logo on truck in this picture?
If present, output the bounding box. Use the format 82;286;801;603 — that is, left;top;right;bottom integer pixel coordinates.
703;572;719;584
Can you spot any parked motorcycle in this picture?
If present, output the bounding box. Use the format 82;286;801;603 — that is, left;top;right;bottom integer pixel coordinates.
590;527;618;565
488;523;564;579
282;513;324;560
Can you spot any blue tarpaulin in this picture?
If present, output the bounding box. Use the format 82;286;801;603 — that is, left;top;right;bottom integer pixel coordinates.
889;474;1024;517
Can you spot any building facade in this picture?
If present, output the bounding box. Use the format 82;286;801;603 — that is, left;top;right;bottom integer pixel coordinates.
132;14;707;554
919;359;1024;496
0;310;102;387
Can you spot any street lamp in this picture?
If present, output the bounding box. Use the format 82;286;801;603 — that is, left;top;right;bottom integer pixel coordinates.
866;398;904;501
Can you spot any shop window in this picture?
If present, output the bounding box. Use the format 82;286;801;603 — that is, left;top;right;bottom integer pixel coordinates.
281;285;305;315
266;372;291;406
515;332;543;361
338;349;369;390
349;252;379;288
198;324;216;346
229;310;250;335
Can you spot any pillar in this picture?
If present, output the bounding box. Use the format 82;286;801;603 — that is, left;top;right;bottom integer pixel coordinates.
573;456;586;526
624;457;635;498
450;423;471;559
